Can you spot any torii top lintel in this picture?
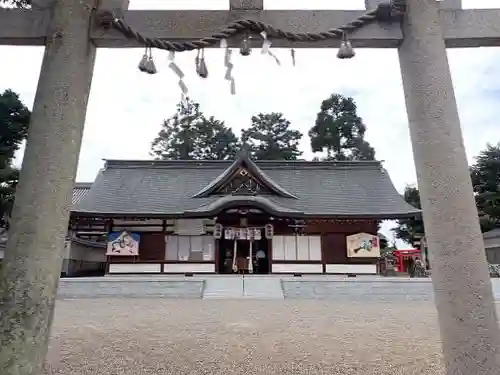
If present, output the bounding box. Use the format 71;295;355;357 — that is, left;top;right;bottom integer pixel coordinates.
1;0;499;48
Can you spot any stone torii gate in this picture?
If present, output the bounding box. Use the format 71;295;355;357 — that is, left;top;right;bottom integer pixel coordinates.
1;0;500;374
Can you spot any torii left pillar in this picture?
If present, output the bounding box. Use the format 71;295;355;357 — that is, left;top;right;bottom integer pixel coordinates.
0;1;124;374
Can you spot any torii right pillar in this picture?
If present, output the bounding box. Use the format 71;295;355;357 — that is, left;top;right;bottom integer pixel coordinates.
398;0;500;373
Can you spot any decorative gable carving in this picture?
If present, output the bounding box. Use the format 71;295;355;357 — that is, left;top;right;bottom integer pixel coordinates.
191;154;298;199
215;168;271;195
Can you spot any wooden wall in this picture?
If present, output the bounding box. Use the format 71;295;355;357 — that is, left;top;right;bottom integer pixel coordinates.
321;234;375;264
107;233;166;263
138;233;166;260
304;220;378;235
75;215;380;265
311;220;378;264
273;219;379;264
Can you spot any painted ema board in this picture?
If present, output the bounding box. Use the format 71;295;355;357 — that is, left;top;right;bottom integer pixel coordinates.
106;231;140;256
346;232;380;258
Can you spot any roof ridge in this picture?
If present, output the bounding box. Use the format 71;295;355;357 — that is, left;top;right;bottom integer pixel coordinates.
74;182;93;188
103;159;382;170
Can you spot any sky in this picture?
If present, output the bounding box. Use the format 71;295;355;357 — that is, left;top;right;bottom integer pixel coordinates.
1;0;499;246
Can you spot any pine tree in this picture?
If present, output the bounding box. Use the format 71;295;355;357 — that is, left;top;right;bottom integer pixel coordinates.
150;97;239;160
309;93;375;161
241;113;303;160
392;186;425;245
471;143;500;231
0;90;30;228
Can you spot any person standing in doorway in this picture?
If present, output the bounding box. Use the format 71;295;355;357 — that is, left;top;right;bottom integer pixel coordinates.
255;248;266;274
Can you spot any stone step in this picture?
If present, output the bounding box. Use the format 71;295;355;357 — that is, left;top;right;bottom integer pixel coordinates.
203;277;244;299
57;280;204;299
202;276;284;299
282;280;500;301
243;277;284;299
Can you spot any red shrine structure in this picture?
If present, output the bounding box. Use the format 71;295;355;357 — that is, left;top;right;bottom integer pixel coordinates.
393;249;421;273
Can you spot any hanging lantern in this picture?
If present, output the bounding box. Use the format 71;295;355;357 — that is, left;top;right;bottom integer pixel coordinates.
240;35;252;56
213;223;222;239
265;224;274;239
337;32;355;59
224;227;234;240
254;228;262;241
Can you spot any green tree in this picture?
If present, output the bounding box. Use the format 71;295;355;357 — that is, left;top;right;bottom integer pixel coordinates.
471;143;500;231
392;185;425;246
394;142;500;243
0;90;31;228
241;113;303;160
378;232;389;250
309;93;375;161
150;97;239;160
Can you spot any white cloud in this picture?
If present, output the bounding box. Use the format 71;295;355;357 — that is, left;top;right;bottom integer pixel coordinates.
1;0;500;247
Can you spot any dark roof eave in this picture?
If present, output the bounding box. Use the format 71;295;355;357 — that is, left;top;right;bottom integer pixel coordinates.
71;210;421;220
71;237;106;248
74;182;93;188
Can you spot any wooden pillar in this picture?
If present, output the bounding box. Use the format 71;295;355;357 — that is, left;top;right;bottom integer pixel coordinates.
104;219;113;274
267;238;273;273
398;0;500;373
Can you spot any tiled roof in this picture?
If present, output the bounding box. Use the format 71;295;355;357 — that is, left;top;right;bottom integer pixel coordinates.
72;182;92;205
72;158;420;219
484;228;500;239
0;185;93;249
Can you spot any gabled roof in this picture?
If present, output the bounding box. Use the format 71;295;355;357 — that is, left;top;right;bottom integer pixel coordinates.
72;158;420;219
192;153;298;199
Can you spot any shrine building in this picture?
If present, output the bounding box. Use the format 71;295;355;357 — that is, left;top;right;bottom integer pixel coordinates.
68;154;420;276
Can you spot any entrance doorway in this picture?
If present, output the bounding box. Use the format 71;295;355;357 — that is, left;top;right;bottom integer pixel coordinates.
253;238;270;274
217;238;270;274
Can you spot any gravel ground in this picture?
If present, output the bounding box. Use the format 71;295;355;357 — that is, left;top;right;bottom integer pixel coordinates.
45;299;447;375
